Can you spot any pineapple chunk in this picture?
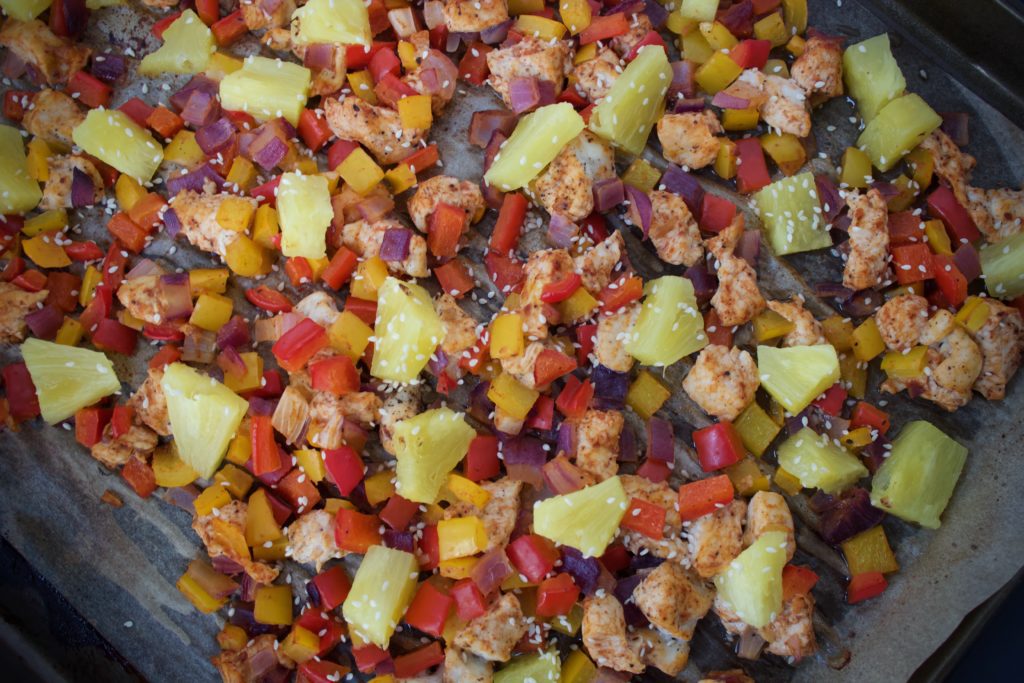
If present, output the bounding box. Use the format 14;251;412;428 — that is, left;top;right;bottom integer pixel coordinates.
754;172;831;256
870;421;966;528
277;172;332;259
161;362;249;479
21;339;121;424
393;407;476;504
588;45;673;155
371;277;445;383
624;275;706;367
292;0;371;48
484;103;584;191
679;0;718;21
342;546;419;647
980;231;1024;300
843;34;906;123
137;10;214;76
533;476;627;557
856;94;942;172
495;650;562;683
777;427;868;494
0;0;50;21
219;56;311;126
757;344;839;414
72;110;164;182
0;125;42;213
713;530;787;628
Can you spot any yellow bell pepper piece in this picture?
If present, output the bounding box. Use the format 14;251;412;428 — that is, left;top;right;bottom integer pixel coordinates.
328;310;374;362
699;20;738;51
152;445;199;488
667;13;698;36
163;130;205;167
23;209;67;237
490;313;524;359
574;42;598;65
439;557;479;580
560;646;596;681
447;473;491;509
782;0;808;34
350;255;389;300
190;292;234;332
851;317;886;362
621;158;662;193
725;458;770;496
115;173;147;211
214;463;254;499
117;309;146;331
438;516;488;560
292;156;319;176
680;30;714;64
721;107;760;131
189;267;229;295
840;353;868;399
194;484;232;516
754;11;789;47
398;94;433;131
23;231;70;268
763;58;790;78
487;372;540;421
253;537;288;561
821;315;855;351
225;420;252;466
79;265;101;307
364;470;397;505
840;426;874;451
216;196;256;233
224;234;272;277
348;70;378;105
560;0;591;34
881;345;929;379
252;204;280;250
954;296;991;333
886;174;917;212
549;603;584;636
715;138;738;179
55;317;84;347
695;52;742;94
323;498;354;516
559;287;599;323
760;132;807;176
626;370;671;420
398;40;418;71
786;34;806;57
26;138;52;182
734;401;781;457
338;147;384;196
280;626;320;664
924;219;952;256
246;488;283;545
840;146;873;188
294;448;326;483
752;309;795;343
254;585;294;626
384;163;417;194
226;156;258;191
906;145;934;190
515;14;567;40
841;525;899;575
773;467;803;495
177;574;227;614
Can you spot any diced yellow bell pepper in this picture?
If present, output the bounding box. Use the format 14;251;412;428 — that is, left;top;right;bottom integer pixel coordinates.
840;146;873;188
351;255;389;300
289;448;323;483
23;209;67;237
23;231;71;268
246;488;283;545
840;426;874;451
559;287;599;323
715;138;738;179
225;419;252;466
216;196;256;233
26;138;51;182
439;557;479;580
487;372;539;421
721;107;760;131
851;317;885;362
226;156;258;191
886;174;916;212
626;370;671;420
773;466;803;495
217;624;248;650
840;353;868;399
954;296;991;333
398;94;433;131
560;647;596;682
549;603;584;637
885;282;925;300
189;268;229;295
781;0;808;34
80;265;101;307
754;12;789;47
490;313;524;359
398;40;418;71
252;205;280;250
515;14;567;40
574;42;598;65
501;571;534;590
206;52;243;81
190;292;234;332
348;70;378;105
152;445;199;488
364;470;397;505
752;309;795;343
905;145;934;190
214;463;254;499
881;345;928;379
328;310;373;362
164;130;206;167
786;34;806;57
560;0;591;34
194;484;232;516
115;173;147;211
680;0;718;21
224;234;273;277
760;132;807;176
841;525;899;575
447;473;491;509
323;498;353;516
680;29;714;64
763;58;790;78
726;458;771;496
924;219;952;256
254;585;294;626
699;20;738;51
509;0;544;14
734;401;781;457
821;315;855;351
338;147;384;196
55;317;84;347
384;163;417;194
280;626;320;664
253;537;288;561
621;158;662;193
695;52;743;94
177;574;227;614
117;309;146;331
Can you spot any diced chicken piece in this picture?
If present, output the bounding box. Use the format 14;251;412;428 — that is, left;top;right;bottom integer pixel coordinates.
627;627;690;676
735;69;811;138
706;217;766;327
0;282;48;343
307;391;382;448
630;190;704;267
492;405;525;436
323;97;425;165
767;298;825;347
760;592;817;661
287;510;343;571
517;248;576;340
116;275;166;326
572;48;621;103
241;0;295;30
499;340;548;390
575;409;623;481
965;186;1024;242
632;561;713;641
295;291;341;328
273;385;311;445
213;634;296;683
485;36;573;108
22;89;83;149
875;294;930;351
401;47;460;115
0;19;90;86
595;303;639;372
742;491;795;562
434;293;478;358
341;218;429;278
171;191;257;257
687;499;747;578
407;175;485;231
192;501;280;585
920;129;975;210
575;230;624;295
444;478;522;553
534;130;616;222
843;188;890;291
261;27;292;52
443;0;509;32
40;155;105;211
443;646;493;683
581;594;645;674
971;299;1024;400
657;111;723;171
379;388;421;455
306;48;348;98
453;593;529;662
90;422;159;469
700;669;756;683
683;345;759;422
130;367;171;437
618;474;689;562
610;13;653;58
790;36;844;105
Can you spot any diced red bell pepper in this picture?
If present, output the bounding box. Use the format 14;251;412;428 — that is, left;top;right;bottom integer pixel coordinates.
3;362;40;421
535;573;580;617
128;193;167;229
451;578;487;621
700;193;738;232
250;176;282;206
927;185;981;244
752;0;783;12
277;467;323;510
703;308;733;346
78;287;112;337
636;458;671;483
75;407;111;447
847;571;888;604
272;318;328;372
122;457;157;498
369;47;401;83
575;323;597;366
146;106;184;141
118;98;155;128
458;41;492;86
98;241;129;295
309;355;360;397
351;644;391;673
148;345;182;370
887;211;926;246
556;376;593;419
540;273;583;304
428;24;449;51
428;203;468;259
533;349;577;387
580;13;630;44
782;564;820;600
107;212;149;254
298;109;333;152
490;192;528;254
143;322;185;343
284;256;315;287
3;90;31;122
110;404;133;438
211;10;248;46
434;259;476;298
417;524;440;570
404;144;440;175
64;240;104;262
327;138;358;171
619;497;667;539
323;445;365;496
0;255;25;283
464;435;500;482
46;271;82;313
250;414;282;476
599;543;631;574
92;318;138;355
151;12;181;39
334;508;383;554
625;30;667;61
931;254;968;307
68;70;112;109
524;395;555;431
506;534;559;583
245;285;293;313
194;0;219;24
735;137;771;193
295;607;344;655
677;474;735;522
849;401;890;435
321;246;359;291
812;383;847;417
891;243;934;285
581;213;609;244
403;582;453;637
374;72;418;107
693;421;745;471
730;39;772;69
344;297;378;326
393;642;444;679
346;42;397;70
485;251;525;294
298;660;351;683
310;565;352;610
379;494;419;532
12;269;47;293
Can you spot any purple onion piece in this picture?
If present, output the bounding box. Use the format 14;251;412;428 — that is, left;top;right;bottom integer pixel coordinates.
557;420;576;457
716;0;754;38
70;167;96;208
163;208;181;237
813;281;856;301
560;547;603;595
593;178;625;212
125;258;164;280
613;574;649;627
940;112;970;147
591;365;629;410
508;77;556;114
953;242;982;282
684;262;718;303
469;109;518;148
546;213;579;249
303;43;337;71
625;185;653;237
838;289;882;318
305;579;322;607
179;88;221;128
217;315;251;350
642;0;670;28
195;117;236;156
669;61;696;100
618;424;637;463
169;75;218;111
645;417;674;463
480;18;513;44
251;135;288;171
379;227;413;262
737;229;761;269
814;174;844;222
0;51;26;79
25;305;63;340
383;529;416;552
501;435;547;467
711;91;750;110
90;53;126;84
659;164;704;214
673;97;706;113
816;487;886;545
604;0;645;17
165;164;226;196
57;0;90;38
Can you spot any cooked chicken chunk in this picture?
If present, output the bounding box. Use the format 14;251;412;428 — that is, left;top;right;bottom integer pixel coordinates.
761;592;817;661
444;478;522;553
971;299;1024;400
307;391;382;448
965;186;1024;242
767;298;825;347
295;291;340;328
341;218;429;278
0;19;90;86
628;627;690;676
581;593;645;673
575;409;623;481
618;474;689;562
572;48;621;103
192;501;280;585
517;248;576;340
130;367;171;436
40;155;105;211
742;491;795;562
575;231;624;294
610;13;652;59
442;646;493;683
242;0;295;30
707;217;766;327
90;422;159;469
287;510;343;571
632;561;713;641
379;388;421;455
683;345;759;421
443;0;509;32
435;293;479;357
687;499;747;578
22;89;83;149
323;97;425;165
499;340;548;389
492;405;525;436
843;188;890;291
407;175;485;231
0;283;48;343
629;190;704;267
534;130;616;222
875;294;930;351
272;385;311;445
657;111;723;171
453;593;528;662
734;69;811;138
920;129;975;210
791;36;843;105
485;36;573;108
116;275;166;326
213;634;295;683
595;303;639;372
171;191;257;256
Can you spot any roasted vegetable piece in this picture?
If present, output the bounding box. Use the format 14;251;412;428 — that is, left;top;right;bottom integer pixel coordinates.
589;45;673;155
757;344;840;414
870;421;967;529
0;124;42;213
713;530;788;628
219;56;311;126
138;10;214;76
0;0;51;21
292;0;371;47
72;110;164;182
21;339;121;424
484;103;585;191
342;545;419;648
843;34;906;123
778;427;869;494
494;650;562;682
393;407;476;504
533;476;627;557
371;277;445;382
856;94;942;172
278;172;332;259
980;232;1024;300
754;172;832;256
625;275;707;367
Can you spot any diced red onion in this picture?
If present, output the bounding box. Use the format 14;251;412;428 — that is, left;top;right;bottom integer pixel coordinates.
169;75;218;112
90;53;126;84
250;133;289;171
869;180;900;200
502;435;547;467
940;112;970;147
25;305;63;340
815;174;844;222
179;88;220;128
427;347;449;377
211;555;244;575
183;328;217;364
245;634;280;675
592;364;628;409
356;194;395;222
217;315;251;350
613;574;649;627
716;0;754;39
546;214;579;249
303;43;337;71
163;485;199;512
445;31;463;53
737;229;761;269
684;263;718;303
506;463;544;488
468;380;496;424
557;420;576;457
159;273;193;320
0;51;26;79
419;50;458;100
832;213;852;233
166;164;226;196
163;208;181;237
383;529;416;552
70;167;96;208
646;417;674;463
508;78;556;114
469;110;518;148
379;227;412;262
125;258;164;280
542;455;589;494
659;164;704;214
642;0;670;28
813;281;855;301
423;0;445;29
838;289;882;317
674;97;706;113
618;425;637;462
953;242;982;282
196;117;236;156
480;19;513;44
57;0;90;38
593;178;625;212
669;61;696;100
417;67;444;95
248;397;277;418
711;91;750;110
218;346;248;379
816;487;886;545
625;185;653;237
604;0;645;16
471;547;514;595
388;7;419;38
560;547;604;595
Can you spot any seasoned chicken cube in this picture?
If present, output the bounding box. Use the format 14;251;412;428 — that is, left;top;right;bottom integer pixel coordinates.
618;474;689;562
790;36;844;105
323;97;425;165
0;19;90;86
534;130;616;222
341;218;429;278
307;391;382;448
572;48;621;103
287;510;343;571
760;592;817;661
116;275;167;326
575;409;623;481
628;627;690;676
632;561;713;641
444;478;522;553
581;594;645;674
875;294;930;351
706;217;766;327
22;89;84;149
0;282;48;343
610;13;653;59
443;0;509;32
407;175;485;231
766;298;825;347
629;190;704;267
485;36;573;108
574;231;624;294
920;129;975;209
435;293;479;357
687;499;747;578
595;303;639;372
40;155;105;211
492;404;525;436
379;388;421;455
965;186;1024;242
971;299;1024;400
213;634;294;683
273;385;311;445
499;340;548;389
453;593;529;662
241;0;295;30
735;69;811;138
401;46;459;114
443;646;493;683
742;491;795;562
90;422;159;469
657;111;723;171
683;345;759;422
517;248;577;340
171;191;257;257
192;500;280;585
295;291;341;328
130;367;171;437
843;188;890;291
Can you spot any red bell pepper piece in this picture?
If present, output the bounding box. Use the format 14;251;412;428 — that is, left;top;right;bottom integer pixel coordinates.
295;607;344;655
580;13;630;44
417;524;440;570
485;251;525;294
148;345;182;371
434;258;476;298
374;72;418;107
122;457;157;498
850;401;890;435
458;328;490;375
891;243;934;285
146;106;184;141
250;415;281;476
68;70;112;109
575;323;597;365
490;192;528;254
782;564;820;600
46;271;82;313
536;573;581;617
703;308;734;346
245;286;293;313
699;193;738;232
752;0;782;12
310;565;352;610
540;272;583;304
403;582;454;638
428;203;468;259
342;297;377;327
321;246;359;291
194;0;219;24
211;10;248;46
298;660;351;683
143;323;184;343
847;571;888;604
127;193;167;229
506;534;559;583
3;362;40;421
735;137;771;193
272;318;328;372
524;394;555;431
64;240;104;262
74;406;111;447
927;185;981;244
451;578;487;621
323;445;365;496
581;212;609;243
250;175;282;206
464;435;500;482
368;47;401;83
393;642;444;679
598;275;643;313
599;543;631;573
931;254;968;307
12;269;47;293
677;474;735;522
404;144;440;175
619;497;667;539
693;421;746;471
555;376;593;419
298;108;334;152
118;98;155;128
334;508;383;554
379;494;419;532
327;139;358;171
812;383;847;417
730;39;772;69
636;458;671;483
428;24;449;51
345;42;397;70
533;349;577;387
351;644;390;673
887;211;926;246
284;256;315;287
107;212;149;254
625;30;666;61
110;404;133;438
309;355;360;396
92;318;138;355
150;12;181;39
277;468;322;510
2;90;31;122
458;41;492;86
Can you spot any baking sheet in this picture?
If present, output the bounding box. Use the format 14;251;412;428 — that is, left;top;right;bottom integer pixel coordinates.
2;1;1024;681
